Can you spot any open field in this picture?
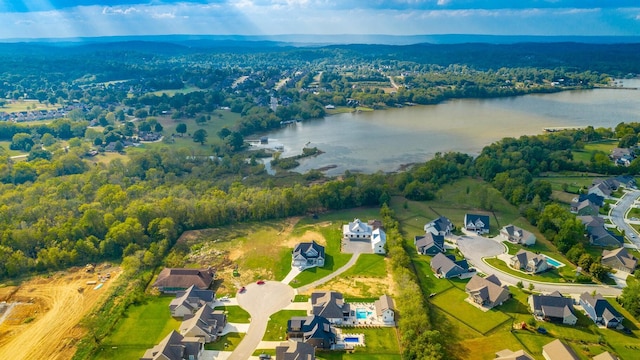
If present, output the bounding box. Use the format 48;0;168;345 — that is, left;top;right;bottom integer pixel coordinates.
572;140;618;164
94;295;181;360
0;100;56;113
149;86;202;97
0;265;120;360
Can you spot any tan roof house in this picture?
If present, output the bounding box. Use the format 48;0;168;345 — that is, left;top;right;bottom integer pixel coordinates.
542;339;579;360
153;268;215;293
374;294;396;324
601;247;637;273
592;351;618;360
465;274;511;309
495;348;534;360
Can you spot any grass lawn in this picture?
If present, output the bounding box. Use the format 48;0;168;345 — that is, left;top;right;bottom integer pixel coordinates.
0;141;26;156
536;174;601;193
339;254;387;278
214;305;251;323
94;295;180;360
409;252;454;295
264;310;307;341
430;287;511;334
142;110;241;153
204;332;245;351
390;177;522;238
292;227;353;288
0;100;55;113
485;257;583;284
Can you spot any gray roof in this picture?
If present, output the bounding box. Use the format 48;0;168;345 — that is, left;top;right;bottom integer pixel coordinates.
287;316;336;345
275;340;315;360
602;247;638;271
464;213;490;230
293;241;325;260
140;330;202;360
310;291;349;319
512;249;546;269
169;285;214;313
425;216;453;233
501;225;534;242
580;292;622;322
180;306;227;339
430;253;469;278
414;233;444;253
530;292;575;320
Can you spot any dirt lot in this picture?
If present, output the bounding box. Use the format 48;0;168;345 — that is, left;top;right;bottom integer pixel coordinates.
0;265;120;360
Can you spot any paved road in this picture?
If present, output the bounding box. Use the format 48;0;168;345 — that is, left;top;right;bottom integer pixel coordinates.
456;235;623;297
230;281;294;360
229;251;364;359
609;189;640;249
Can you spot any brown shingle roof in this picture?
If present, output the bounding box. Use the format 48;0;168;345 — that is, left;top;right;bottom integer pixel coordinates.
153;268;215;291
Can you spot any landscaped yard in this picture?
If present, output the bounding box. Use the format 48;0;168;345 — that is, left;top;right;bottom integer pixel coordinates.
430;287;512;334
204;332;245;351
93;295;180;360
263;309;307;341
214;305;251;323
485;257;582;284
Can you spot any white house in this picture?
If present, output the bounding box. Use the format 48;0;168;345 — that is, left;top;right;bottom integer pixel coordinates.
343;218;373;240
371;228;386;254
374;294;395;324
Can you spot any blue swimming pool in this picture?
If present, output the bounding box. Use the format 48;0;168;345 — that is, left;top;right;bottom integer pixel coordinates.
543;255;564;268
344;337;360;343
355;308;372;319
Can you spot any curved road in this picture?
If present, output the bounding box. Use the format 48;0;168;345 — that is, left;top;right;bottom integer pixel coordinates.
456;235;623;296
609;189;640;248
229;252;361;359
231;281;295;360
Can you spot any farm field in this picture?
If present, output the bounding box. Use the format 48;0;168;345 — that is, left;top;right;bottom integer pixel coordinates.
0;265;120;360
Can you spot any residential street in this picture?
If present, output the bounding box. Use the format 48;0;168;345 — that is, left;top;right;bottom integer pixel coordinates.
609;189;640;249
456;235;623;297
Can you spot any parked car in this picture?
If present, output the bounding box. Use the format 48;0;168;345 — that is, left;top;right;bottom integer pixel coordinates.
537;327;547;334
257;280;265;285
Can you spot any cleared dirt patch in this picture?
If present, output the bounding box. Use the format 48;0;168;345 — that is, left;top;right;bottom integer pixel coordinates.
0;265;120;360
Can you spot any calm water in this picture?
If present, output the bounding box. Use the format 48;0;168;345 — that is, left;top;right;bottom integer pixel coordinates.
260;80;640;175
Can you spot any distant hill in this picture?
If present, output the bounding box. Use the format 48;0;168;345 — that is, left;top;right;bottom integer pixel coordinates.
2;34;639;47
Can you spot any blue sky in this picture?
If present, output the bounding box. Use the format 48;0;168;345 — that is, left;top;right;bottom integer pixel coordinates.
0;1;638;39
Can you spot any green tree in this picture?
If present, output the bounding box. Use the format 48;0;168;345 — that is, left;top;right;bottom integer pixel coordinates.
620;281;640;317
10;133;34;151
193;129;208;145
176;123;187;136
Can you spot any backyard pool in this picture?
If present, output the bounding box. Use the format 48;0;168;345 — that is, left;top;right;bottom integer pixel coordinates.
344;337;360;343
355;308;373;320
543;255;565;268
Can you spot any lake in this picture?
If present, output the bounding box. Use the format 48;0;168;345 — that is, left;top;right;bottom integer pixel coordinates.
259;80;640;175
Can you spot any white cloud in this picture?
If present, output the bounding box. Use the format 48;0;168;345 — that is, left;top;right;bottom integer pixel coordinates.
150;12;176;19
102;7;139;16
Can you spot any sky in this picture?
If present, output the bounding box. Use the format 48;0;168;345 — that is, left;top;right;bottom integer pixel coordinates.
0;0;638;39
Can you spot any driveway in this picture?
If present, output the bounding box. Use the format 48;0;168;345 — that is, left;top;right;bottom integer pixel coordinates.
456;235;623;296
295;252;361;293
230;281;294;360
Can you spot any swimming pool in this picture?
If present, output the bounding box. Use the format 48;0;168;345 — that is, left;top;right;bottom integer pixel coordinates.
355;308;373;320
344;337;360;343
543;255;564;268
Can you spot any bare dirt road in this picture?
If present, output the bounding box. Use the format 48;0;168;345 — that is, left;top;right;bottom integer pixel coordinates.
0;265;119;360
